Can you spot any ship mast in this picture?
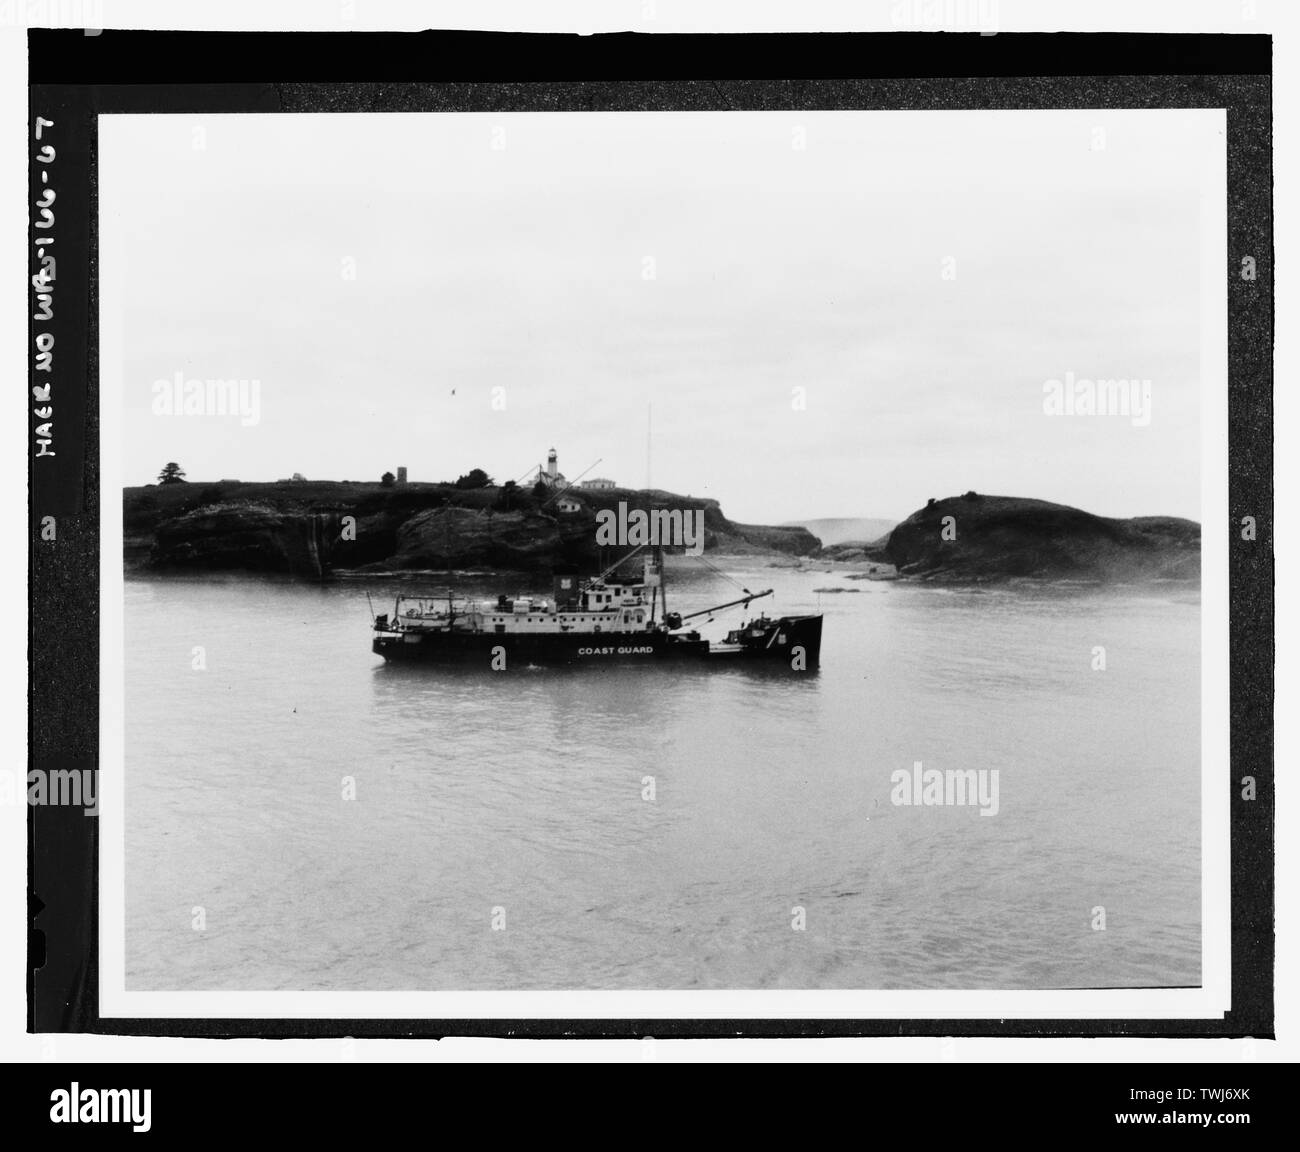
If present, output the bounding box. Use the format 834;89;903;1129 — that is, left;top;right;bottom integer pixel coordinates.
658;544;667;619
644;544;665;625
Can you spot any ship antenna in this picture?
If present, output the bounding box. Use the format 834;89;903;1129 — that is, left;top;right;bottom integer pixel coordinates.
658;543;667;619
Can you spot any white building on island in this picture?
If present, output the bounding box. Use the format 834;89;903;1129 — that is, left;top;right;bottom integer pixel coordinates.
534;448;616;492
533;447;568;489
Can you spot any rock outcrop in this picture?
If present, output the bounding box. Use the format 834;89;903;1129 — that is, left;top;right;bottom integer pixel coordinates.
881;493;1199;582
126;480;822;578
151;502;341;578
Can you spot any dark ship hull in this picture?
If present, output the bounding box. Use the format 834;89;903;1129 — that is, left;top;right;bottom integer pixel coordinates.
371;548;821;670
373;614;822;668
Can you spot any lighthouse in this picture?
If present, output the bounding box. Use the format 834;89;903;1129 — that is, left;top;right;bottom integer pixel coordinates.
535;448;567;489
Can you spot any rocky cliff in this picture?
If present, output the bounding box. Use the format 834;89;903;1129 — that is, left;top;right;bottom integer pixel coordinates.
149;502;341;577
875;493;1199;582
126;480;821;578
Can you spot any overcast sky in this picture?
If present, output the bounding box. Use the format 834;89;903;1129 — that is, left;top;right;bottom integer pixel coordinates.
101;109;1219;523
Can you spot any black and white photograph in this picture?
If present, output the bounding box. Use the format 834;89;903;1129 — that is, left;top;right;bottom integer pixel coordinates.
97;103;1228;1014
14;6;1285;1092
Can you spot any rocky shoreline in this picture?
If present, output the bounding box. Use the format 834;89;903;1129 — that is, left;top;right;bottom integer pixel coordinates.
125;480;820;579
125;483;1199;585
811;493;1199;583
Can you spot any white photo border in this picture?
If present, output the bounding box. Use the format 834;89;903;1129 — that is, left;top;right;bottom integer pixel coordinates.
97;106;1230;1022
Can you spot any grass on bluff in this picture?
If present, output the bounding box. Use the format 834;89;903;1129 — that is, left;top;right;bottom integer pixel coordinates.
124;479;716;521
123;479;494;526
121;479;819;561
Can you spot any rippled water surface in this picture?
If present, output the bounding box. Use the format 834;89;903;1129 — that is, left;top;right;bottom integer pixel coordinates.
124;564;1200;990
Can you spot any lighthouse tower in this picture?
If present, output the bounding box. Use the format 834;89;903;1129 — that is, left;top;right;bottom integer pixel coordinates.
535;448;566;489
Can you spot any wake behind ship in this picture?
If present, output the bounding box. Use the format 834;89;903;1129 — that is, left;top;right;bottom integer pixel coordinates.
372;551;822;669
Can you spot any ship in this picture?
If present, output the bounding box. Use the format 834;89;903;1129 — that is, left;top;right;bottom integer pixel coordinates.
371;549;822;668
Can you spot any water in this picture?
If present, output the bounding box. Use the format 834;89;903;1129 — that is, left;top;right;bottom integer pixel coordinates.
124;563;1200;991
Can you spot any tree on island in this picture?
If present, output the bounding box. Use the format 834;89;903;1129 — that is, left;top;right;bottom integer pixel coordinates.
494;479;526;511
158;462;187;485
380;471;396;487
455;468;493;490
532;479;549;501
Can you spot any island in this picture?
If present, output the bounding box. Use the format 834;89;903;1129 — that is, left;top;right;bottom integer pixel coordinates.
814;493;1200;582
124;479;820;578
126;482;1200;585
